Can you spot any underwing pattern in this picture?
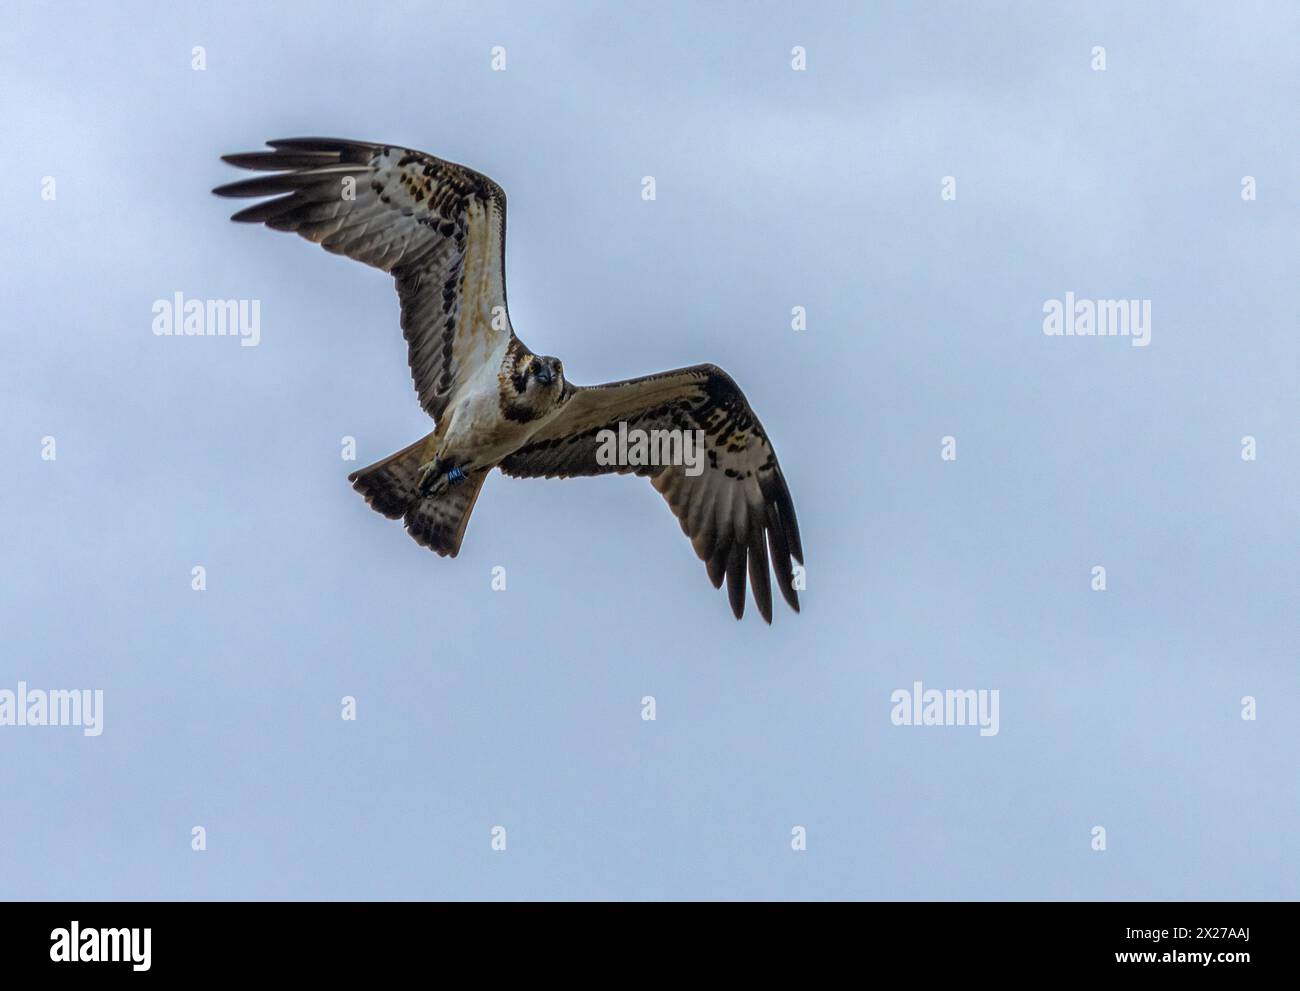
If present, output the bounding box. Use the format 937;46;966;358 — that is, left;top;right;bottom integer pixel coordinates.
215;137;803;621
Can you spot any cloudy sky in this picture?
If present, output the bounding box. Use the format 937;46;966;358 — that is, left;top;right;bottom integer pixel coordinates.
1;0;1296;899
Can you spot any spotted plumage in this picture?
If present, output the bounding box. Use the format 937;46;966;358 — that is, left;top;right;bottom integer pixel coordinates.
214;137;803;622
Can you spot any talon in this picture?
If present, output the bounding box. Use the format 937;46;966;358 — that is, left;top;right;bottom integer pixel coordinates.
416;460;442;496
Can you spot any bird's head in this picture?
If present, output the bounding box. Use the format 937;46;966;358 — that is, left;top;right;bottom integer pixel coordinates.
503;351;567;422
529;354;564;391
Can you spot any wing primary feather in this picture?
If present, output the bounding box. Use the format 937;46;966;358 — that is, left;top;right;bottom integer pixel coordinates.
221;151;341;170
761;467;803;564
765;503;800;612
266;137;377;155
706;543;729;589
747;522;773;624
725;542;747;620
228;194;304;224
212;165;366;199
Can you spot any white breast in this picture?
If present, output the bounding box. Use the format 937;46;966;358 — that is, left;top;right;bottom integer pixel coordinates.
438;356;522;463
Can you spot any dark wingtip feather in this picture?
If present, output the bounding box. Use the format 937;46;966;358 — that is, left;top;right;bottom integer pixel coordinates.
764;502;800;613
213;174;301;198
776;485;803;564
268;137;351;148
748;526;773;624
759;464;803;567
226;196;297;223
211;166;363;199
221;150;342;171
725;543;746;620
267;137;379;156
706;545;728;589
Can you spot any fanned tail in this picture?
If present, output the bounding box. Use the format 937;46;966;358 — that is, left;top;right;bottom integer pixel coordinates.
348;437;489;557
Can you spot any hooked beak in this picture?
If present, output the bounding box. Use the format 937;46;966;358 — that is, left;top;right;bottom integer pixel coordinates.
535;364;554;385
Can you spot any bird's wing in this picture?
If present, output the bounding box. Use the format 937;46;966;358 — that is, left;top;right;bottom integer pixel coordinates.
213;138;514;421
500;364;803;622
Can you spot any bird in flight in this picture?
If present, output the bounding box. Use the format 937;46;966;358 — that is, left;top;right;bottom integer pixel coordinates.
213;138;803;621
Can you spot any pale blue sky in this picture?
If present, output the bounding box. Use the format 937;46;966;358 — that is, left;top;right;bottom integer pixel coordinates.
1;1;1296;899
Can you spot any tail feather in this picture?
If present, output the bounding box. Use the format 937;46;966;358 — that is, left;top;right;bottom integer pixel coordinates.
348;436;430;520
348;437;488;557
402;470;488;558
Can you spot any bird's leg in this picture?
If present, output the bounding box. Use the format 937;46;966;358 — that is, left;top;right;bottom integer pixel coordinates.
417;457;469;497
416;457;446;497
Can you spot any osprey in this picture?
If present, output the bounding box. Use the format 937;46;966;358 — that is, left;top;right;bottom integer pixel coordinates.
214;138;803;622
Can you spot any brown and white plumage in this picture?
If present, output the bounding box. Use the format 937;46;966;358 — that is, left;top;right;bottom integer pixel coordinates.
500;365;803;622
214;138;804;622
214;137;511;420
